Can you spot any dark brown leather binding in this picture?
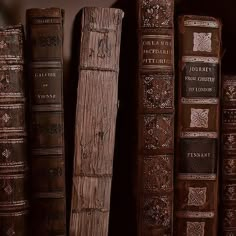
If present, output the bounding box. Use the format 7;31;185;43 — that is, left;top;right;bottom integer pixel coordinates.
175;15;221;236
222;75;236;236
26;8;66;235
0;25;29;236
137;0;175;235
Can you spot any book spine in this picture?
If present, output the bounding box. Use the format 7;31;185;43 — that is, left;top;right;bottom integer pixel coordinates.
0;25;29;236
26;8;66;236
175;15;221;235
137;0;175;235
222;75;236;235
69;7;123;236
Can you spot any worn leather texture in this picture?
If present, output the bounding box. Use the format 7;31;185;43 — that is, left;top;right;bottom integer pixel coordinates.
221;75;236;235
137;0;174;235
175;15;221;236
26;8;66;236
0;25;29;236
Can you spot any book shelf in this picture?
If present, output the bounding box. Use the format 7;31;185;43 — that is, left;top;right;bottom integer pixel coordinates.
1;0;235;235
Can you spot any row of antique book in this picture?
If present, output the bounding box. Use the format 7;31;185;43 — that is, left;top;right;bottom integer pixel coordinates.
139;1;233;236
0;7;124;236
130;3;234;234
0;2;235;236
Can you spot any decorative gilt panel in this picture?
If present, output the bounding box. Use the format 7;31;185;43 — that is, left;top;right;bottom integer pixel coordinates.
144;155;172;192
224;209;236;228
224;184;236;201
143;195;171;228
224;134;236;150
187;187;207;206
143;114;173;150
140;0;173;27
186;221;205;236
193;32;212;52
190;108;209;128
224;159;236;175
142;74;173;110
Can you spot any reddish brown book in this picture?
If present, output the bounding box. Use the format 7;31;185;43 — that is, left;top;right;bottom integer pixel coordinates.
26;8;66;235
0;25;29;236
136;0;175;235
222;75;236;235
175;15;222;235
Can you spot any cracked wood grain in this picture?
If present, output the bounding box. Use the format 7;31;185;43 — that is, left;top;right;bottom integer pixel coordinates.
70;7;123;236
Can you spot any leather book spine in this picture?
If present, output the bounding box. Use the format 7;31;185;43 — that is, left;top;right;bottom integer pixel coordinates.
69;7;123;236
0;25;29;236
175;15;222;236
26;8;66;236
137;0;175;235
221;75;236;236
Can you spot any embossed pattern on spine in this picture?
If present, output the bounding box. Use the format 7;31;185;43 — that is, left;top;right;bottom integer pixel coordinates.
26;8;66;236
137;0;174;235
222;76;236;236
69;7;123;236
0;24;29;236
175;15;221;236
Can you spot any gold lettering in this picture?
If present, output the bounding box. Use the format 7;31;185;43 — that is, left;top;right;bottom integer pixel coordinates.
143;40;160;46
37;94;56;99
34;72;56;78
187;152;211;158
143;58;171;64
195;88;213;92
34;19;57;24
188;87;213;92
143;39;171;47
185;76;197;81
189;66;212;73
197;77;215;82
143;49;171;55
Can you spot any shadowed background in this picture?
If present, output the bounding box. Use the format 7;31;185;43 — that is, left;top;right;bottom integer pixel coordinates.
0;0;235;235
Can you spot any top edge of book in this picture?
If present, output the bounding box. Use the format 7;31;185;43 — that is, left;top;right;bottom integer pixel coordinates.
224;75;236;79
83;6;124;12
82;7;124;18
26;8;64;18
81;7;124;31
180;15;221;28
0;24;23;32
139;0;174;28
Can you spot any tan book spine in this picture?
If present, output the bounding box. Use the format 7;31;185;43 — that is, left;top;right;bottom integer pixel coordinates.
69;7;124;236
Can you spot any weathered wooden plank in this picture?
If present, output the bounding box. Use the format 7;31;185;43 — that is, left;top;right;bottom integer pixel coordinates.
70;7;123;236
